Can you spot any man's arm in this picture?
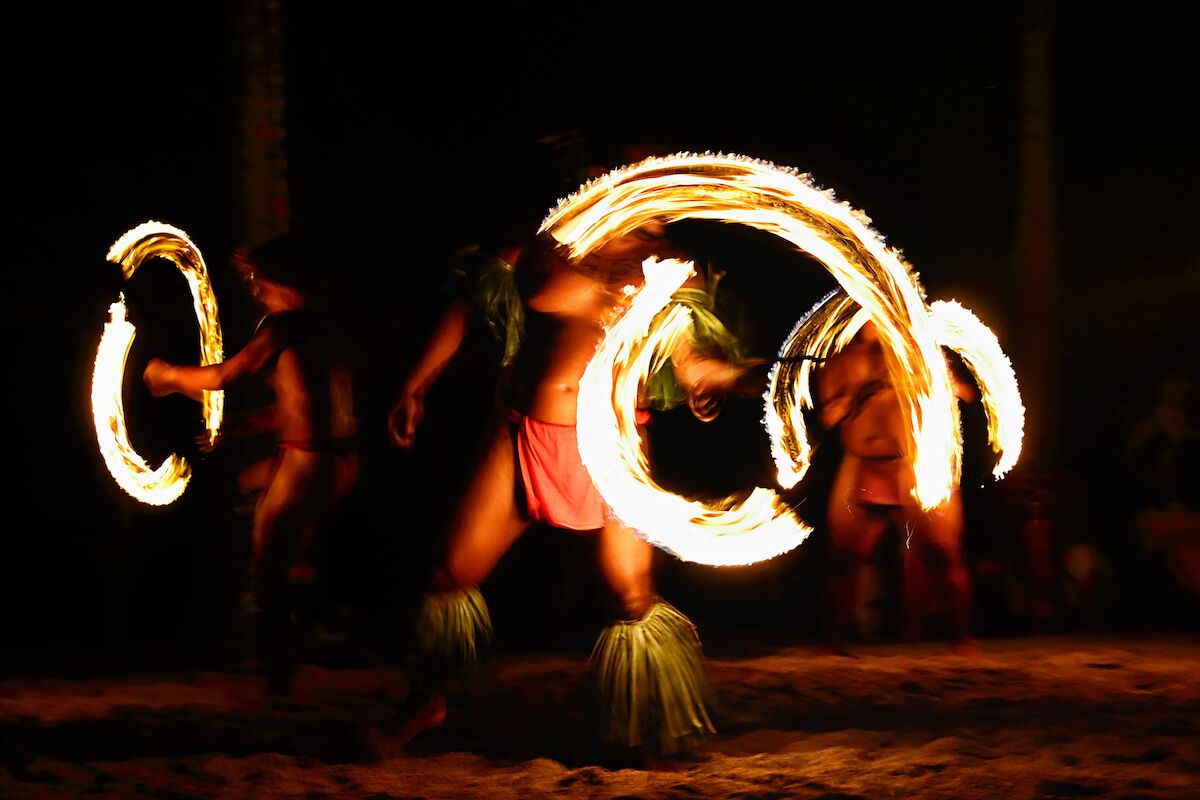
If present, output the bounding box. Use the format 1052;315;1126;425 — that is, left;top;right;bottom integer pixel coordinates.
659;271;766;421
144;320;283;401
388;301;472;448
670;337;767;421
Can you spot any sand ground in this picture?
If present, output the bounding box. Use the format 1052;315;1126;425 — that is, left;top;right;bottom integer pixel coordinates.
2;633;1197;799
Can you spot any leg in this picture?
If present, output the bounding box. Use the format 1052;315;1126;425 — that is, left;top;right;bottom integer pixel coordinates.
596;516;654;620
824;456;889;653
373;418;530;755
436;417;530;592
417;415;531;694
589;517;716;760
899;539;933;639
248;450;331;697
235;455;277;515
238;455;277;495
251;449;339;590
909;491;975;652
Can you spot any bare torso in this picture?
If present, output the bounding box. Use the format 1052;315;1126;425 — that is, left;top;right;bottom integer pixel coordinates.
818;322;915;510
262;310;357;445
501;230;687;424
818;322;909;462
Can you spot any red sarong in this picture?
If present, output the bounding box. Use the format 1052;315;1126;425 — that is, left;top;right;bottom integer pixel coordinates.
514;415;607;531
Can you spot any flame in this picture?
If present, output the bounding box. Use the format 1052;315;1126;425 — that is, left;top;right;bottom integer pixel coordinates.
929;300;1024;478
546;153;1023;565
91;221;224;505
91;296;191;505
577;258;812;565
768;291;1024;491
766;291;869;490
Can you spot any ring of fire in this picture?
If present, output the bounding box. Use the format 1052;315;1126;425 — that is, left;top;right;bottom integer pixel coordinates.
91;221;224;506
542;152;1022;566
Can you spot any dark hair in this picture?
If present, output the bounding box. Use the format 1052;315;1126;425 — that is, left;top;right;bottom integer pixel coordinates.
241;234;330;296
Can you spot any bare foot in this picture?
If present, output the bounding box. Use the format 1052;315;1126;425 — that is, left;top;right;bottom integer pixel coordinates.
366;693;447;759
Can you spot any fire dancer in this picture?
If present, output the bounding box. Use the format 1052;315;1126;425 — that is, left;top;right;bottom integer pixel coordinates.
381;218;764;761
814;319;978;654
143;234;359;697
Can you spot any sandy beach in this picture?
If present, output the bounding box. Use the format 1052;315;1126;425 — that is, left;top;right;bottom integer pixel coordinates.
2;633;1196;799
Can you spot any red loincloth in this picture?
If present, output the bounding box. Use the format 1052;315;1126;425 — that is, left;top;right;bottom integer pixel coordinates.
514;414;608;531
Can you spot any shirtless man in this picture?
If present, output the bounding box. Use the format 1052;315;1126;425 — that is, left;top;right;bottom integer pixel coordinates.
815;320;977;655
144;235;359;696
384;220;760;759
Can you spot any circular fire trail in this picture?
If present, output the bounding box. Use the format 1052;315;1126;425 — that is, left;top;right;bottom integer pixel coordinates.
544;152;1022;565
91;221;224;506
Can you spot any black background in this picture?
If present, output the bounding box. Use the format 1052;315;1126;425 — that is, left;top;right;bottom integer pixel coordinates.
4;2;1197;672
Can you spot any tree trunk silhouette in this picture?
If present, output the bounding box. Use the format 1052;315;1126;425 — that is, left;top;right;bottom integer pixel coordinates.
1016;0;1058;468
236;0;290;243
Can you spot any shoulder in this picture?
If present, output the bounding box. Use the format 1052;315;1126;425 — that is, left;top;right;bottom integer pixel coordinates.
261;309;306;335
257;308;329;348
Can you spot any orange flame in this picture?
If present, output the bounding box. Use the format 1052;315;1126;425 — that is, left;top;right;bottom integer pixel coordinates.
91;222;223;505
90;296;192;505
546;153;1023;565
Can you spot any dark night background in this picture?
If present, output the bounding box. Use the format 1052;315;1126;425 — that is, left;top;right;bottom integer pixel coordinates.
4;2;1197;676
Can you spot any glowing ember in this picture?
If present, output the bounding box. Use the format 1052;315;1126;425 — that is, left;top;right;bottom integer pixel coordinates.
91;221;224;505
545;152;1023;565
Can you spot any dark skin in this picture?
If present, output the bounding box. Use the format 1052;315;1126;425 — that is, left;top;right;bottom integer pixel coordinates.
816;320;978;655
144;252;358;694
383;223;763;748
390;225;759;607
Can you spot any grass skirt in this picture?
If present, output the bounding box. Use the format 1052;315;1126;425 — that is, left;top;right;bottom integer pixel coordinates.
588;600;717;754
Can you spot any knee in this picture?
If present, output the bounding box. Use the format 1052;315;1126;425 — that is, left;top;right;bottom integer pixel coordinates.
436;558;484;594
921;539;963;573
614;586;654;621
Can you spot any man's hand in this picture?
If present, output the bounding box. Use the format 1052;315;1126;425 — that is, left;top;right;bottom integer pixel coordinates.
143;358;175;397
388;390;425;449
730;358;770;397
684;357;769;422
